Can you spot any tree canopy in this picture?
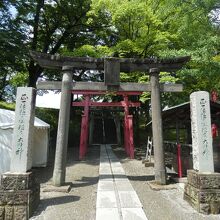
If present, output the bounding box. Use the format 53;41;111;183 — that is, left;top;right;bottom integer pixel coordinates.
0;0;220;106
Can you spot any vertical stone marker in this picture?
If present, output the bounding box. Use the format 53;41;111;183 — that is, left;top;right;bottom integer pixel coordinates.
184;92;220;214
10;87;35;173
190;91;214;172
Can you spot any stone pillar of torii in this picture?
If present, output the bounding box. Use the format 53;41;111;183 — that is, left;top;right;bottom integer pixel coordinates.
30;51;190;186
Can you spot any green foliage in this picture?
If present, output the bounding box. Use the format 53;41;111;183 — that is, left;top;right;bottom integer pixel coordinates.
35;107;59;139
61;45;113;58
9;71;28;87
0;101;15;111
0;0;220;111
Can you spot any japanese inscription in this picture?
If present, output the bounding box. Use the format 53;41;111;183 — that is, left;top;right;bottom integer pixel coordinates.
190;91;214;172
16;94;28;157
10;87;35;173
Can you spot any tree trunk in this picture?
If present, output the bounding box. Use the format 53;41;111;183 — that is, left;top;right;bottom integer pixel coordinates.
28;61;43;87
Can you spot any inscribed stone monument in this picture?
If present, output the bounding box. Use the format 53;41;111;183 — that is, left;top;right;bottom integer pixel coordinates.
10;87;36;173
190;91;214;172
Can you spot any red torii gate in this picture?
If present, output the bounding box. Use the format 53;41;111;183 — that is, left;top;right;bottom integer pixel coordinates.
72;90;142;159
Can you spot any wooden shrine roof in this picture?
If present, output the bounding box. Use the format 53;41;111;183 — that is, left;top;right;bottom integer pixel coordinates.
162;101;220;127
146;101;220;129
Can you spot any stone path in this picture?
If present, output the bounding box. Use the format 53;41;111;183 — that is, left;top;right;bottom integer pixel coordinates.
96;144;148;220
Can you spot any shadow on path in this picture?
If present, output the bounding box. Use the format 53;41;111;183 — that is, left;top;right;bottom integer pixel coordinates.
31;195;80;217
127;175;155;182
71;176;99;188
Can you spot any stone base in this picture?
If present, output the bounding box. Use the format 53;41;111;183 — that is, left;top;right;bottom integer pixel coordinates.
148;181;177;191
172;177;187;183
144;162;154;167
0;171;40;220
42;184;71;193
184;170;220;214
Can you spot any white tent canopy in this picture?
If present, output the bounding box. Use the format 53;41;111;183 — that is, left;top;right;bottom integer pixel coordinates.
0;109;50;175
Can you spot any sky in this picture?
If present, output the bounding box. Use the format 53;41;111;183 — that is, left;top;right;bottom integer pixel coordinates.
36;90;61;109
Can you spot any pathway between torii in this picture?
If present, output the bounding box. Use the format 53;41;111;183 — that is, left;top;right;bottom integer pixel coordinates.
96;144;148;220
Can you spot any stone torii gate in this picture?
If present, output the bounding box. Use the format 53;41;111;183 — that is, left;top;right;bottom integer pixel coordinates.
30;51;190;186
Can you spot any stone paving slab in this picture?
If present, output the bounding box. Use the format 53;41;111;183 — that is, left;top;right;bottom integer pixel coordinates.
111;167;126;175
115;180;134;191
99;174;113;181
96;191;117;208
96;208;121;220
99;167;112;175
118;191;142;208
113;174;128;181
121;208;148;220
98;181;114;191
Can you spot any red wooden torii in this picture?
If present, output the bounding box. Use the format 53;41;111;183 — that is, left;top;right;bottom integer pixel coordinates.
72;90;142;159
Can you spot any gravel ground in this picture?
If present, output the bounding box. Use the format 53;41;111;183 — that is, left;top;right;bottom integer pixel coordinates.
30;145;100;220
30;144;220;220
112;146;220;220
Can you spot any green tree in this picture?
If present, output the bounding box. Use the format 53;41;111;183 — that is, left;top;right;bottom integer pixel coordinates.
0;0;112;96
1;0;220;106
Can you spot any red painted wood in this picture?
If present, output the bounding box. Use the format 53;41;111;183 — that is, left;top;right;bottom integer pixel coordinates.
124;116;128;155
84;95;90;155
79;95;90;159
79;115;86;159
72;101;140;107
123;95;130;156
177;143;182;178
72;90;142;95
128;115;134;159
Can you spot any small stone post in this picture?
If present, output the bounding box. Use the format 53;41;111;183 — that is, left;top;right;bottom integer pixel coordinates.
53;66;73;186
150;68;166;185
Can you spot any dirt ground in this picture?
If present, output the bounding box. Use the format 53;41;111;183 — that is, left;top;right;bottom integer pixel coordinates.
30;145;220;220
